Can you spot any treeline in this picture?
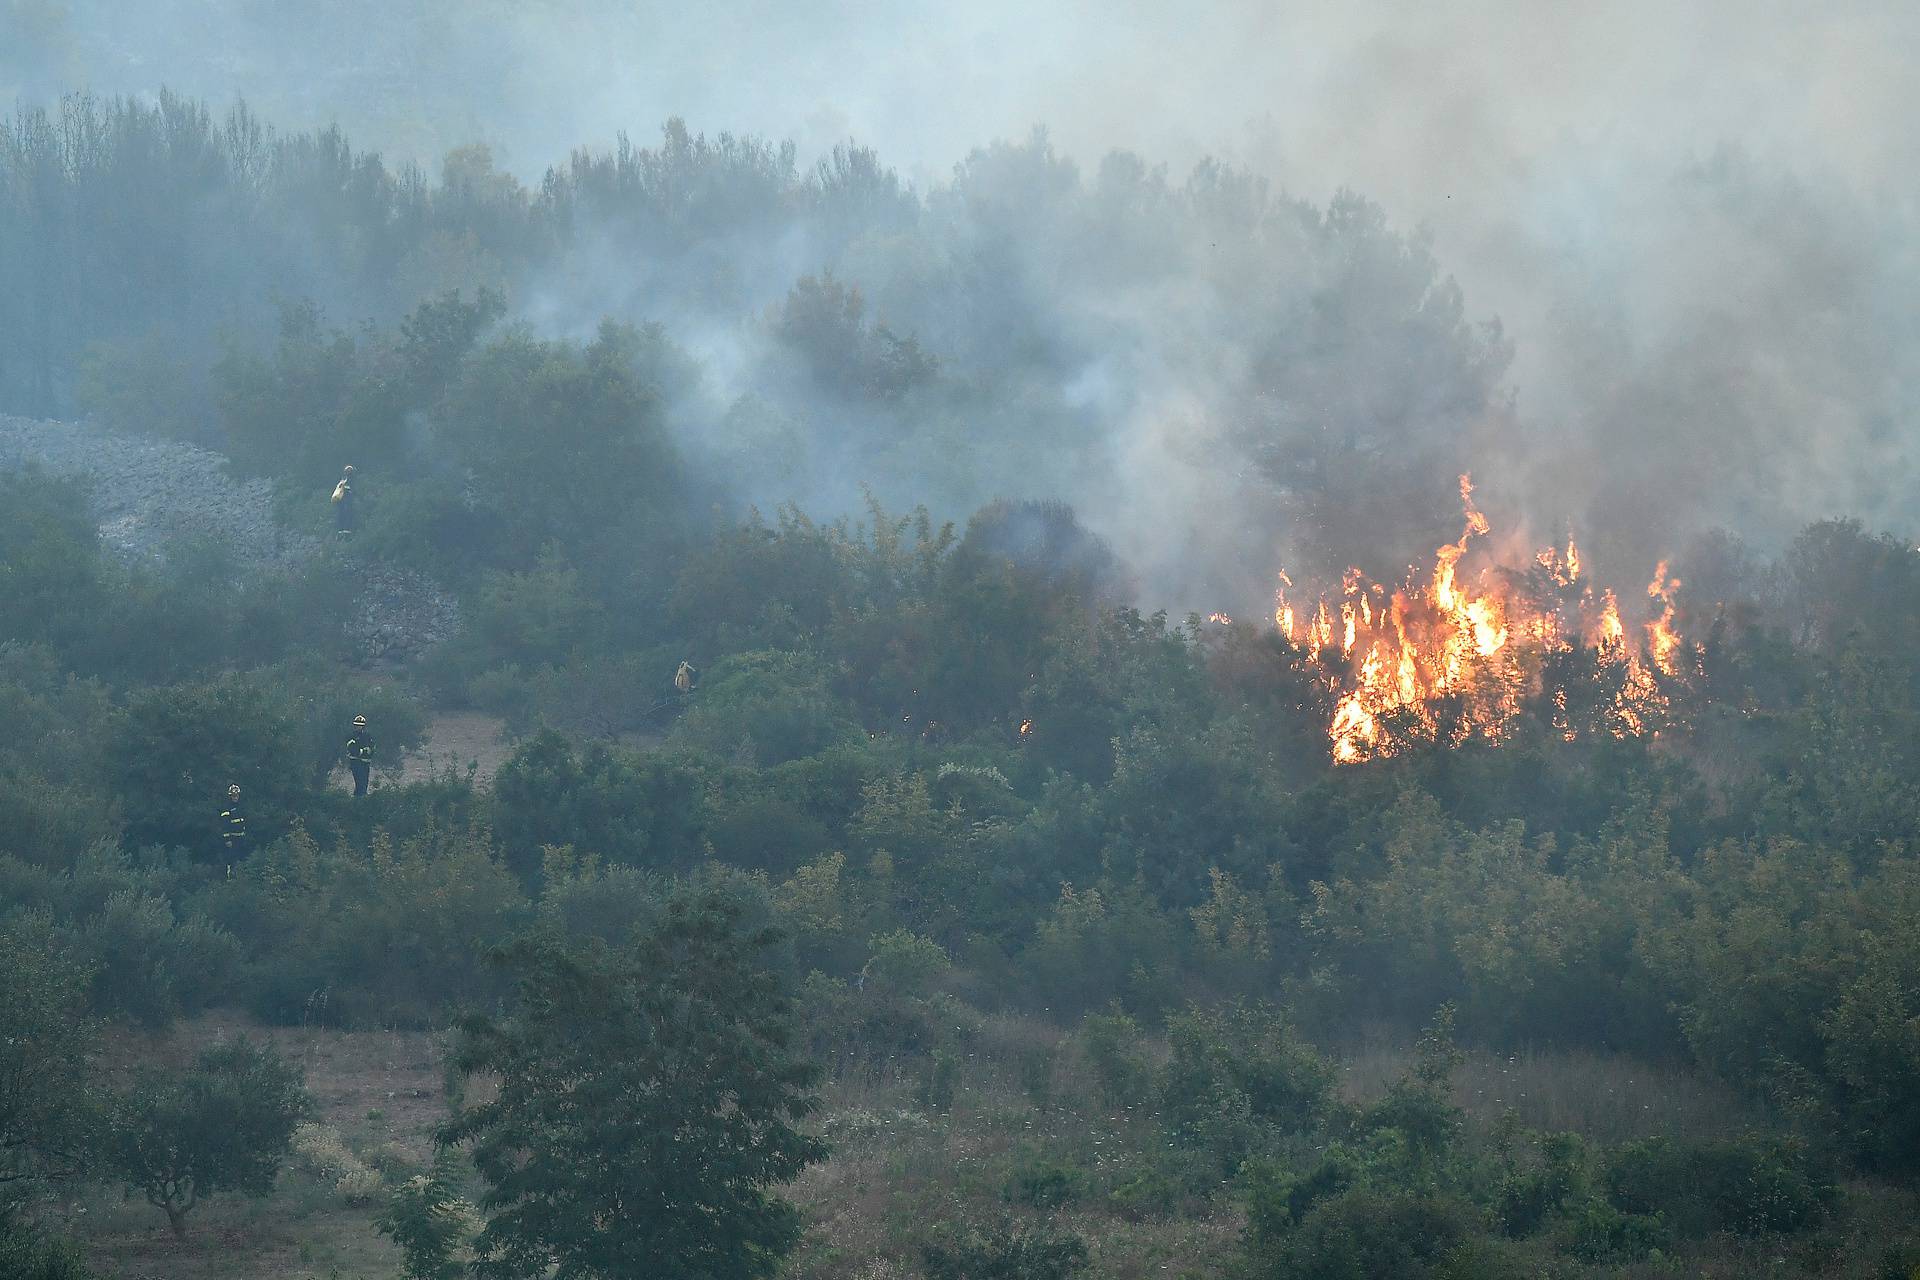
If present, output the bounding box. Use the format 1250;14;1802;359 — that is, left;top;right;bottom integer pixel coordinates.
4;298;1920;1138
3;90;1919;1277
2;90;1507;577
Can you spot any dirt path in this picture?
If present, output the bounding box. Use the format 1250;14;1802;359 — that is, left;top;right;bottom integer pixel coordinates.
397;711;513;787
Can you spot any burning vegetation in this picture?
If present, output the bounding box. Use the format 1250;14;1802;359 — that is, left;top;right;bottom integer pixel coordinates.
1275;476;1696;763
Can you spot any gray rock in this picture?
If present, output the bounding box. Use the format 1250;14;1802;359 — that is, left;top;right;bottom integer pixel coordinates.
0;416;463;661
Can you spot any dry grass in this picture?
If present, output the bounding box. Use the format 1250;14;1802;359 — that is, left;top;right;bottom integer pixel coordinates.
49;1012;1907;1280
1338;1033;1753;1144
396;711;512;788
51;1013;448;1280
785;1018;1240;1280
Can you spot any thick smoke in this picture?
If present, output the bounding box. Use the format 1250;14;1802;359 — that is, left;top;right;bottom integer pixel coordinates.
5;0;1917;611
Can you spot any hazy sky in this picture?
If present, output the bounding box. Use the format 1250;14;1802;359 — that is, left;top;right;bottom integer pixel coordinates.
10;0;1915;361
7;0;1919;580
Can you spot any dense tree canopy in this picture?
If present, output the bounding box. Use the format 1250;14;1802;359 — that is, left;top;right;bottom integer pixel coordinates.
442;893;825;1280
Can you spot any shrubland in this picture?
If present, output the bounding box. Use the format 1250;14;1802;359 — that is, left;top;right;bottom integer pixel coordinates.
1;91;1918;1279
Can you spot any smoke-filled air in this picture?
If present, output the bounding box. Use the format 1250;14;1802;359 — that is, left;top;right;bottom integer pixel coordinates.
3;3;1919;1277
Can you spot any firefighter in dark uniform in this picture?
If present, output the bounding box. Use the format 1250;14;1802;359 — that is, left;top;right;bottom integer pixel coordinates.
220;784;248;858
346;714;373;797
332;465;356;538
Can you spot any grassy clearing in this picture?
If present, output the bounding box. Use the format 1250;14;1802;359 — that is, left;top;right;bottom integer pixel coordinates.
39;1012;1920;1280
787;1014;1240;1280
1338;1034;1753;1145
53;1014;445;1280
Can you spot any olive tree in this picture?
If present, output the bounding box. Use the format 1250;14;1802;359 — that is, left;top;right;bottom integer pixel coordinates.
109;1038;311;1237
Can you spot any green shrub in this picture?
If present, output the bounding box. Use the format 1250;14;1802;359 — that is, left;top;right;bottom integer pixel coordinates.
797;971;940;1069
1494;1129;1591;1238
77;890;240;1026
491;731;705;882
1242;1150;1358;1245
1107;1163;1192;1221
864;929;950;997
921;1221;1090;1280
1564;1200;1666;1264
1269;1188;1477;1280
674;649;864;766
1822;923;1920;1173
108;674;306;855
1877;1242;1920;1280
1603;1133;1834;1238
472;548;599;667
1162;1000;1333;1175
231;822;528;1027
918;1048;960;1113
1004;1155;1085;1211
0;914;100;1195
376;1150;476;1280
0;1219;100;1280
108;1037;313;1238
1077;1008;1154;1109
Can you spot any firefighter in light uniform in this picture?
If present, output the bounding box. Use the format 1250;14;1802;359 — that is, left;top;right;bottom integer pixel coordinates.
220;784;248;858
331;465;356;538
346;714;373;797
674;660;700;694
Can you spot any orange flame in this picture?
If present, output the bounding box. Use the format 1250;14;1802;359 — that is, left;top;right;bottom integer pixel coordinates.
1645;561;1684;676
1274;476;1684;763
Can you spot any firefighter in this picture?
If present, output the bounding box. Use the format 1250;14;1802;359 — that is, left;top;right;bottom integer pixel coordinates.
674;660;700;694
220;784;248;857
331;465;356;538
345;714;373;797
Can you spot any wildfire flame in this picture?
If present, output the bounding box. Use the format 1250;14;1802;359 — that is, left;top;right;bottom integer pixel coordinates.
1275;475;1687;763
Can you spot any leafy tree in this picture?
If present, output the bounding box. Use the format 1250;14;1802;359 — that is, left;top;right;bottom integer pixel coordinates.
107;674;305;854
0;916;99;1197
376;1149;476;1280
1162;1000;1334;1178
440;889;826;1280
233;820;527;1027
108;1038;312;1237
1257;1187;1477;1280
436;321;683;570
674;649;864;766
772;272;938;401
491;731;705;881
0;471;112;663
0;1220;100;1280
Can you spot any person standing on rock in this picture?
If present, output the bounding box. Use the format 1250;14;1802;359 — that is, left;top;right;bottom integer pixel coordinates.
346;714;374;797
331;465;356;539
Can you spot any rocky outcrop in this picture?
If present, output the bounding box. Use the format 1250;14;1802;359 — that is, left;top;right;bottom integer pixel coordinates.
0;415;461;661
0;415;313;569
